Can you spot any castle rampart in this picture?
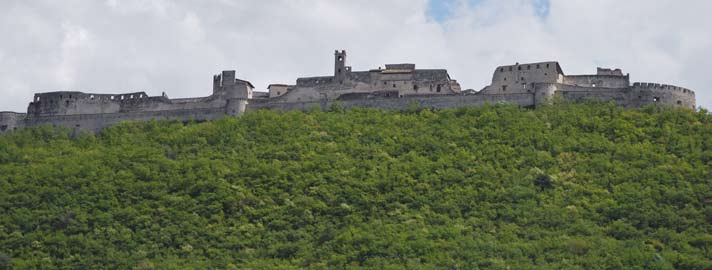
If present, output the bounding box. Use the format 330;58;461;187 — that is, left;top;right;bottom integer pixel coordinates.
0;50;697;135
0;112;26;133
563;75;630;89
628;82;695;109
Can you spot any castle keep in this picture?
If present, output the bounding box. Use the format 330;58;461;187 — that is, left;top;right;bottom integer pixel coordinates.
0;50;696;134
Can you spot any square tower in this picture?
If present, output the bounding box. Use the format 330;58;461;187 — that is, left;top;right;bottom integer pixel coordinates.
334;50;349;82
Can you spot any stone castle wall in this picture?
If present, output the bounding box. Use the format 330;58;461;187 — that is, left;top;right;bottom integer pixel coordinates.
247;93;535;112
22;102;245;133
0;112;27;133
0;51;698;135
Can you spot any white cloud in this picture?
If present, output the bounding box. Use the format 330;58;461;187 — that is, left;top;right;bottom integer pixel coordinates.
0;0;710;112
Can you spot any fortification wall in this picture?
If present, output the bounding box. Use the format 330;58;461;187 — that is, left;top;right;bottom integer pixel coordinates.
2;84;696;136
0;112;26;134
118;96;226;112
627;82;695;109
533;83;558;106
27;91;159;116
247;93;535;112
556;83;696;109
563;75;629;88
0;56;699;136
279;69;457;103
27;91;230;117
296;76;334;87
485;62;562;95
557;84;630;106
23;107;233;133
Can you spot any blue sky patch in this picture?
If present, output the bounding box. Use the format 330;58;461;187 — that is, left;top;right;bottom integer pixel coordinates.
427;0;550;22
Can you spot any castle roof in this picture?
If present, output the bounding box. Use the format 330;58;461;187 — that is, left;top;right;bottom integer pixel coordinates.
237;79;255;88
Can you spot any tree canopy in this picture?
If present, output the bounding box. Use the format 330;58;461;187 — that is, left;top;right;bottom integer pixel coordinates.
1;102;711;269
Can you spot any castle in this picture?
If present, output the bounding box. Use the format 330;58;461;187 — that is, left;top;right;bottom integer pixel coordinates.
0;50;696;134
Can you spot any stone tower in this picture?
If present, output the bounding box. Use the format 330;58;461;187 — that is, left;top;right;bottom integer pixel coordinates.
334;50;348;83
212;70;253;100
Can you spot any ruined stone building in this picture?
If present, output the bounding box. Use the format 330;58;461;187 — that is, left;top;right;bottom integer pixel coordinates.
0;50;697;134
263;50;461;103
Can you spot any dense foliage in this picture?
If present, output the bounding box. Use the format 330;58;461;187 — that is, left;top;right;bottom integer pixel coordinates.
1;102;711;269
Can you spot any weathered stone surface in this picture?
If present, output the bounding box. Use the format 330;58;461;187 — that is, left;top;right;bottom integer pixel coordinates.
0;50;696;135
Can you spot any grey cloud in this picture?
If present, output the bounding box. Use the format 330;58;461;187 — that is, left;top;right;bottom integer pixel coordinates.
0;0;709;112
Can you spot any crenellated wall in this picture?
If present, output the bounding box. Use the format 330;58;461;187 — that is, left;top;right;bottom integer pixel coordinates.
627;82;695;109
0;53;699;136
28;91;155;116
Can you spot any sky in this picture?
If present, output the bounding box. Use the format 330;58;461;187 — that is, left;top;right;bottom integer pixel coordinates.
0;0;710;112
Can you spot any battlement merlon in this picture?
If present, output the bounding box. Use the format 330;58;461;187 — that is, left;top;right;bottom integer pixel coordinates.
31;91;153;103
494;61;565;76
632;82;695;95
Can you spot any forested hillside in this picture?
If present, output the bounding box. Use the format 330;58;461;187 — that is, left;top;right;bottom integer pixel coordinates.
1;103;711;269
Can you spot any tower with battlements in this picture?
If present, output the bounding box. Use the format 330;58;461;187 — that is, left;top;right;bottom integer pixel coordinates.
0;50;696;135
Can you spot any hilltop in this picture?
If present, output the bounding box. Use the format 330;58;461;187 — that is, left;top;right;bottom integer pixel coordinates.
0;103;711;269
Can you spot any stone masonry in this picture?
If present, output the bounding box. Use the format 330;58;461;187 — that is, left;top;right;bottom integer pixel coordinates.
0;50;696;134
